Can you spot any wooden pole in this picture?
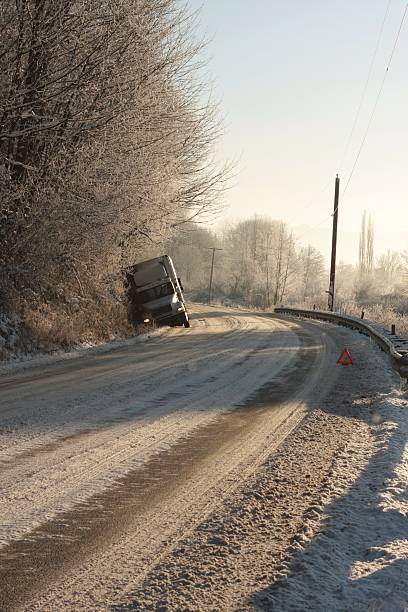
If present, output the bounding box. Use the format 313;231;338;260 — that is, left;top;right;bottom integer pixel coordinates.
328;175;340;312
207;247;223;305
208;248;215;305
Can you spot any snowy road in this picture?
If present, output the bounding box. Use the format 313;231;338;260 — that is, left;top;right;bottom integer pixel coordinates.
0;306;406;611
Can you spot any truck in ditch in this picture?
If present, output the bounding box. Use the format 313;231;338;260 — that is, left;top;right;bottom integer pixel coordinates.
123;255;190;328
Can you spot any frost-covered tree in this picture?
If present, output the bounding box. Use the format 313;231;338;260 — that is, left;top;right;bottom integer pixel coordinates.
0;0;228;314
358;211;374;276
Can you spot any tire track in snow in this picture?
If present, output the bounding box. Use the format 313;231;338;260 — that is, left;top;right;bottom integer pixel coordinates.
0;310;296;552
0;320;327;611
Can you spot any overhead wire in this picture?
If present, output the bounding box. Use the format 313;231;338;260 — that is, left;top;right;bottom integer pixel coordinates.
181;4;406;253
296;0;408;243
337;0;392;174
341;0;408;200
286;1;391;236
286;179;331;227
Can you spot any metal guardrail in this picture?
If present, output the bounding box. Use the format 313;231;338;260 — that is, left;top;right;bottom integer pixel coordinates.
274;307;408;368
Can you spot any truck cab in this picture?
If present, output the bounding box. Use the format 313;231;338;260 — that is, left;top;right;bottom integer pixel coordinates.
124;255;190;328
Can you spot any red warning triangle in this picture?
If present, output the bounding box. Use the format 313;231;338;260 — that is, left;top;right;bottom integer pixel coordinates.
337;348;353;366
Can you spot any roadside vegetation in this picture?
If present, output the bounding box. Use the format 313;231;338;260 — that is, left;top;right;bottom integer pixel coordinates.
0;0;228;357
166;215;408;337
1;3;406;359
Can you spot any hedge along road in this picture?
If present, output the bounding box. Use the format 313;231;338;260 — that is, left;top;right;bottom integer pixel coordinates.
0;305;347;610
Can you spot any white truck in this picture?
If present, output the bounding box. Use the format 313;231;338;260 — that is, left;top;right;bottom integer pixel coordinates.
124;255;190;328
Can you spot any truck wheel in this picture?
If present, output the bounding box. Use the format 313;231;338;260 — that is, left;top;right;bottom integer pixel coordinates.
126;302;133;324
127;302;142;328
127;302;138;327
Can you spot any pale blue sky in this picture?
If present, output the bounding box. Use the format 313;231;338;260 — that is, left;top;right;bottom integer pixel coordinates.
187;0;408;262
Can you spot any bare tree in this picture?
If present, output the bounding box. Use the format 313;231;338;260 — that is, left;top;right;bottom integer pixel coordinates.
366;214;375;273
0;1;229;322
299;245;325;300
359;211;367;275
196;216;313;307
358;211;374;277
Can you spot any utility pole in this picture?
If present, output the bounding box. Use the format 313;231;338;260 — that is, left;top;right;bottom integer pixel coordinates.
328;174;340;312
265;233;271;309
207;247;223;305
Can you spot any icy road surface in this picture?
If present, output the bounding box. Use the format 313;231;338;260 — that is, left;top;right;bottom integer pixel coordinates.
0;306;406;611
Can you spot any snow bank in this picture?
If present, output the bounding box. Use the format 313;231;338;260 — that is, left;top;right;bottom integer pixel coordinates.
0;313;22;354
0;324;169;377
270;383;408;611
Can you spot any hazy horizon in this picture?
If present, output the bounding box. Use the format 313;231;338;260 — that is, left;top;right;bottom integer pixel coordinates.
188;0;408;264
214;215;407;265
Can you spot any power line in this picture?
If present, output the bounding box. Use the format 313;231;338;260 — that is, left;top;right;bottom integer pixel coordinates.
338;0;392;173
342;1;408;199
288;1;392;233
286;179;331;227
297;1;408;245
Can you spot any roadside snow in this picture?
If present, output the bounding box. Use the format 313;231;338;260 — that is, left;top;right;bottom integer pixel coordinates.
0;310;298;552
268;372;408;610
3;312;407;611
95;322;407;612
0;325;168;377
0;313;22;354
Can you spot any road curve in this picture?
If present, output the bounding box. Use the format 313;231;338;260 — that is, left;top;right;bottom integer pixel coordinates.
0;306;343;610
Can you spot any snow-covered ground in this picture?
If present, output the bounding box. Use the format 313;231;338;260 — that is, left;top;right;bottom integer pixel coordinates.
0;322;168;377
0;308;299;551
0;313;22;357
269;385;408;611
1;308;407;611
68;321;407;612
96;321;406;612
